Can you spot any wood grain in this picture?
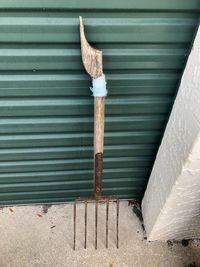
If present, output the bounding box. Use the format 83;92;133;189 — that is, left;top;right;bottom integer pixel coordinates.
94;97;105;154
79;16;103;79
94;97;105;197
79;16;105;197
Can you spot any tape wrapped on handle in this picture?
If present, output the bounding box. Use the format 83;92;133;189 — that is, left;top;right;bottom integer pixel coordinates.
90;74;107;97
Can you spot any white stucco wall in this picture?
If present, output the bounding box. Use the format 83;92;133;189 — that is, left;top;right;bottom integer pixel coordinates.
142;26;200;240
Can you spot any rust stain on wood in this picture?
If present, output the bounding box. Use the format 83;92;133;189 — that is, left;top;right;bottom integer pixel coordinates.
95;152;103;197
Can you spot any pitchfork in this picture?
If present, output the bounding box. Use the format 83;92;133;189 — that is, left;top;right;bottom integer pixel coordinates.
73;17;119;250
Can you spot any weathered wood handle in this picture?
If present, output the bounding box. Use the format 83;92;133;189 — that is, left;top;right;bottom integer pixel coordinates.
94;97;105;198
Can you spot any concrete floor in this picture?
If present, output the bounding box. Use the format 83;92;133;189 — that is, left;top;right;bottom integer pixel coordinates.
0;201;199;267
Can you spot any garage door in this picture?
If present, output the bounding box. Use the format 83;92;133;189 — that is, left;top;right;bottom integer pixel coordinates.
0;0;199;204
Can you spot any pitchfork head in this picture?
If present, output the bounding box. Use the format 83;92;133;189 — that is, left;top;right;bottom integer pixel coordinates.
73;197;119;250
79;16;103;79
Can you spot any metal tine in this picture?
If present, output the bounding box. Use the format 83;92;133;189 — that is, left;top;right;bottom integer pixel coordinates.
84;200;87;249
106;199;109;248
116;199;119;248
73;200;76;250
95;199;98;249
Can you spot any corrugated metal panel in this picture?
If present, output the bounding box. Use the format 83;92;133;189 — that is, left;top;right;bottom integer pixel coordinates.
0;1;199;204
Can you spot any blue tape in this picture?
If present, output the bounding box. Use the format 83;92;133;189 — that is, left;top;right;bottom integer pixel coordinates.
90;74;107;97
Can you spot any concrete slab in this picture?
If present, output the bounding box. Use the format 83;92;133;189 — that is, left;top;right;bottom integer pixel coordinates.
0;201;199;267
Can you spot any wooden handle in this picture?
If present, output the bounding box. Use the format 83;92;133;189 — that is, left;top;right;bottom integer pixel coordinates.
94;97;105;198
94;97;105;154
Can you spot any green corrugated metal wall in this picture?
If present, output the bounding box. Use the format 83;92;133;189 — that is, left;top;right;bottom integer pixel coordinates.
0;0;199;204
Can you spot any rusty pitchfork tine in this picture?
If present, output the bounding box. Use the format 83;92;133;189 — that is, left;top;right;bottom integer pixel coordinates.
106;199;109;248
116;199;119;248
95;199;98;249
84;200;87;249
73;200;76;250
